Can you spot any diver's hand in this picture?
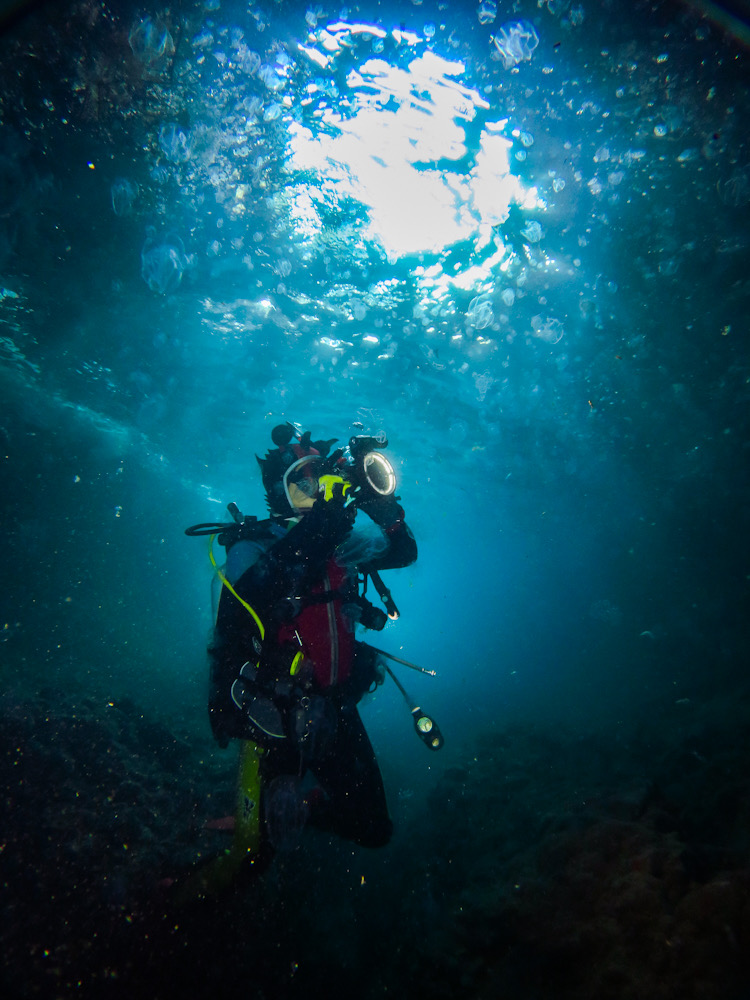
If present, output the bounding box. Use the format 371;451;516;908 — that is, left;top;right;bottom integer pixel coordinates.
317;474;352;504
305;475;355;541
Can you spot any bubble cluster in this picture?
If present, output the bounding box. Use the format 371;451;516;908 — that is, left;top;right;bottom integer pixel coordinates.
531;315;565;344
141;230;188;294
492;20;539;70
589;599;623;626
717;167;750;207
521;220;543;243
158;124;191;164
467;294;494;330
477;0;497;25
473;370;494;402
128;16;173;69
110;178;138;217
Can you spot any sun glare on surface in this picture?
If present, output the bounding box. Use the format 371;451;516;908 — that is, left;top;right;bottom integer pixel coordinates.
287;20;528;266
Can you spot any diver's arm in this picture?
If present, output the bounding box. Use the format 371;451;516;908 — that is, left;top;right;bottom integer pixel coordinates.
365;519;417;571
356;494;417;571
233;494;355;611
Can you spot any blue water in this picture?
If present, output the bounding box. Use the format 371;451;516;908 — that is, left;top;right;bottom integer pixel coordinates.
1;1;749;997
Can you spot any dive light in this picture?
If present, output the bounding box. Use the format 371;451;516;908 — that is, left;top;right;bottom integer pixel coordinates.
370;648;444;752
347;435;397;497
412;707;444;751
281;423;398;500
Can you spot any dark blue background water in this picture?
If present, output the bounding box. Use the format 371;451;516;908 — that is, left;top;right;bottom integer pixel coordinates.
1;1;749;997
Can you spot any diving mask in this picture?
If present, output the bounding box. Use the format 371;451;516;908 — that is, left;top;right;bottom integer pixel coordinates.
282;455;324;514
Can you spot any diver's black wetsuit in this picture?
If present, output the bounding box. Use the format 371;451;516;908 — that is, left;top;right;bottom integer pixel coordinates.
208;492;417;848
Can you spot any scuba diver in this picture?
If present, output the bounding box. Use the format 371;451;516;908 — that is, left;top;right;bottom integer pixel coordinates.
181;422;421;897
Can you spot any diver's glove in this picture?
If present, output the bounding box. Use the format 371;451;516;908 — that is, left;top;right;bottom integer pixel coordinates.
357;597;388;631
248;479;356;606
303;475;356;543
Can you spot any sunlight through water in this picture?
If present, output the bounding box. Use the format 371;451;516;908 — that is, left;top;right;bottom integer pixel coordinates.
287;18;532;280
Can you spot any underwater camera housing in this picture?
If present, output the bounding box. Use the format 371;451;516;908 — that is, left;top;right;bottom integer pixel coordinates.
344;434;397;498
